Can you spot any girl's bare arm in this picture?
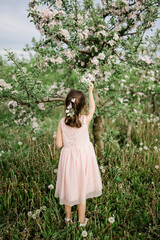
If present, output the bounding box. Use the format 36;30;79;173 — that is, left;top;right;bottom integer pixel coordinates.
56;120;63;148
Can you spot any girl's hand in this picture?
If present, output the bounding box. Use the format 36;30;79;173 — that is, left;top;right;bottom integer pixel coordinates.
89;82;94;91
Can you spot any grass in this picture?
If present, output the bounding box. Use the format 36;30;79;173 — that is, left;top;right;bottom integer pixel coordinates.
0;102;160;240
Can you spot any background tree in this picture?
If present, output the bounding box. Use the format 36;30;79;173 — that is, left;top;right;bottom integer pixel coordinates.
0;0;160;159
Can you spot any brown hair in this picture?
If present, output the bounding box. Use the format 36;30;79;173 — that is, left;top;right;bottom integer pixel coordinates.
64;89;88;128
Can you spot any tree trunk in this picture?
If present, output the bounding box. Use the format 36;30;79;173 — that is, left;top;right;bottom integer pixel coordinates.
152;93;158;114
126;122;132;145
93;115;105;160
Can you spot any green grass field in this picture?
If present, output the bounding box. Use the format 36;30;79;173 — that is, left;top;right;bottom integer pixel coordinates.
0;101;160;240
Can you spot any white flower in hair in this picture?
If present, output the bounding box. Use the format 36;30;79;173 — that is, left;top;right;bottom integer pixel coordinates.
67;103;72;109
71;98;76;103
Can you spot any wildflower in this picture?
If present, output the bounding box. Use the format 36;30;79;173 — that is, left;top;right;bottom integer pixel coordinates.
100;165;104;170
126;143;130;147
35;209;41;215
155;139;158;142
82;230;88;237
153;146;158;150
155;165;159;169
102;169;105;173
108;216;115;224
48;184;54;190
139;147;143;151
41;206;47;211
140;142;143;146
53;131;57;138
143;146;148;150
32;214;36;219
27;211;32;217
54;169;58;173
18;141;22;145
32;137;36;141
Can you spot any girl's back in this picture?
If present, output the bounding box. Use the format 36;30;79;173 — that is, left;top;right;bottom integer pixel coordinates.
60;115;91;149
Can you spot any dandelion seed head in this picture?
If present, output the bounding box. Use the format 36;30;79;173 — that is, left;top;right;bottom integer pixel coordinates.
108;216;115;224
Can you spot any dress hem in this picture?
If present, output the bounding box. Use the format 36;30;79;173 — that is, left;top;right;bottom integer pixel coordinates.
54;189;102;206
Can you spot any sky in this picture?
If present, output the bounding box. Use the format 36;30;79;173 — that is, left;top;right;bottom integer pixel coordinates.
0;0;160;60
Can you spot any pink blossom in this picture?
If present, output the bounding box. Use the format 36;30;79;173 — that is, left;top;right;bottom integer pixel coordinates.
97;30;108;37
40;7;54;20
59;10;65;15
97;52;105;60
115;23;121;31
83;29;89;39
98;24;106;29
113;33;119;41
60;29;70;40
91;57;99;65
55;0;62;9
150;22;155;27
108;40;115;46
56;57;64;64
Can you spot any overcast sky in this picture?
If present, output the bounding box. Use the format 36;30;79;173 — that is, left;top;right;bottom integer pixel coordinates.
0;0;160;59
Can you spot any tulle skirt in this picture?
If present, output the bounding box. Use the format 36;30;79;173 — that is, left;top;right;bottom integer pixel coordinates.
54;142;103;206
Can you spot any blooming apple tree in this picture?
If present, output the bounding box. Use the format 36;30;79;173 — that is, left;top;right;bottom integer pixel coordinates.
1;0;160;154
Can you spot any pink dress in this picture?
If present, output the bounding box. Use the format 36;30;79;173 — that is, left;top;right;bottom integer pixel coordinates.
54;114;103;206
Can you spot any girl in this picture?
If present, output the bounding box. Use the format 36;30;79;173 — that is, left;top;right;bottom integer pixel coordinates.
54;83;103;227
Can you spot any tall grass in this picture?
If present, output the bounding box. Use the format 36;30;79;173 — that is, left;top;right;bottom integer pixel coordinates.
0;102;160;240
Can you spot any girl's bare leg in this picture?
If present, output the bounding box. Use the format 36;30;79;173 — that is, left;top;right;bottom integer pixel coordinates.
65;205;72;219
77;200;86;224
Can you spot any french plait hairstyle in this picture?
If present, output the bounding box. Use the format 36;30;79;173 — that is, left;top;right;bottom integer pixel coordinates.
64;89;87;128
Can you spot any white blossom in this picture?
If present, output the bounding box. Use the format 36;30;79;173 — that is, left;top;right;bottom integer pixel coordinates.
38;103;46;110
97;52;105;60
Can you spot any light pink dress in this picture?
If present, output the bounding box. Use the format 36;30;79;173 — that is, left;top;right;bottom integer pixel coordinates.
54;114;103;206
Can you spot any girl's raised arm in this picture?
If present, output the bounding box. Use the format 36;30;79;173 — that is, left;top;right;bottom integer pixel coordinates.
86;83;95;125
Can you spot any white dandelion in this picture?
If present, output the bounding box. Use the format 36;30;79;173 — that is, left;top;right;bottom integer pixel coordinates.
143;146;148;150
32;213;36;219
153;146;158;150
18;141;22;145
27;211;32;217
35;209;41;215
108;216;115;224
155;165;159;169
41;206;47;211
48;184;54;190
82;230;88;237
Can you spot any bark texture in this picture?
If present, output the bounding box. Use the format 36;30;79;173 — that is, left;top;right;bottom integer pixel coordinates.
93;115;105;160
